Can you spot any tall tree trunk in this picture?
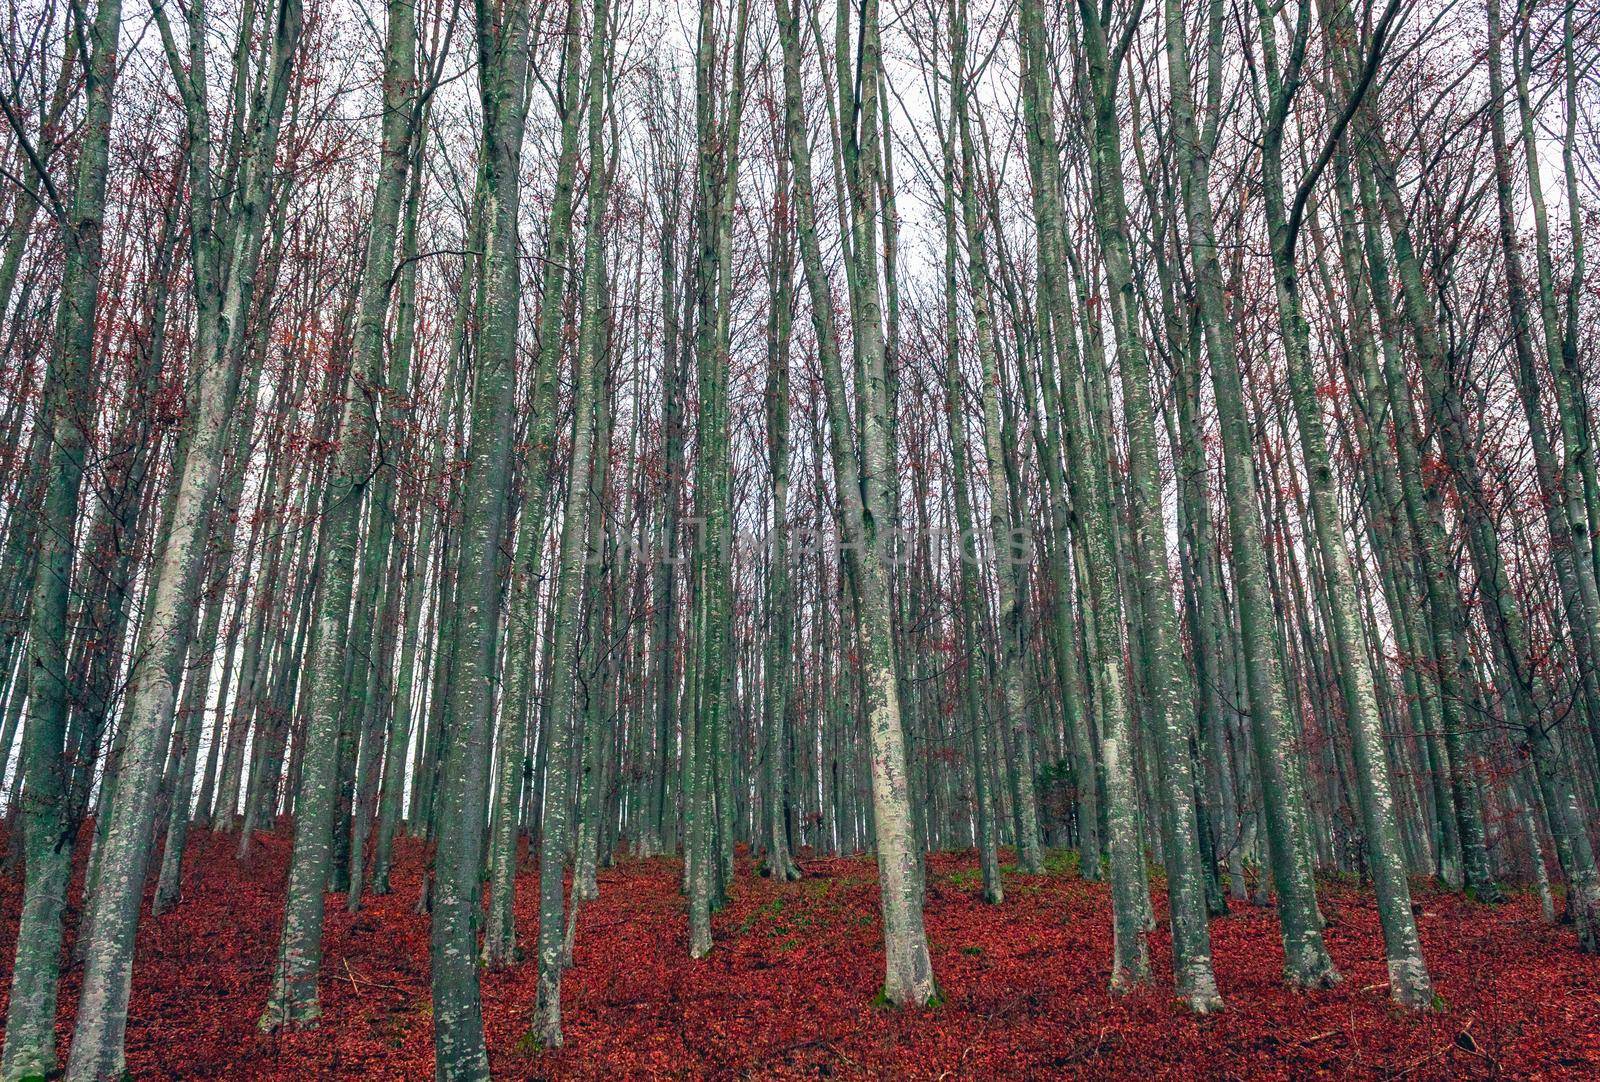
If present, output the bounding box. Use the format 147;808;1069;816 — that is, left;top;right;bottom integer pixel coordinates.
429;0;535;1071
1252;0;1430;1004
69;3;301;1074
483;0;584;969
1016;0;1147;990
774;0;936;1007
1075;0;1224;1007
951;0;1042;877
762;149;802;884
1;0;124;1073
536;0;610;1043
939;69;1001;904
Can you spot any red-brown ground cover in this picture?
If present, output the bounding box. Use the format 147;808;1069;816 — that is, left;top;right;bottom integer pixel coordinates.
1;828;1595;1078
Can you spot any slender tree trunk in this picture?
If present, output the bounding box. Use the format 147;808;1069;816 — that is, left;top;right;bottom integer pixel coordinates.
1;1;124;1073
1075;0;1223;1007
428;0;535;1071
951;0;1042;877
762;149;801;883
536;0;610;1043
1250;0;1430;1005
483;0;584;969
1016;0;1147;990
774;0;936;1007
68;4;301;1074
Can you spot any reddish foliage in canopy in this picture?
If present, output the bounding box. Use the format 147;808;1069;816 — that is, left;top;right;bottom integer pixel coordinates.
1;829;1595;1078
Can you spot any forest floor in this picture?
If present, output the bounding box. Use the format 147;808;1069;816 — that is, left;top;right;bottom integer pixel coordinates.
1;828;1596;1079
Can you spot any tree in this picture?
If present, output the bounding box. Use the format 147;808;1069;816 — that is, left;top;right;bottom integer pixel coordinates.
1;0;124;1072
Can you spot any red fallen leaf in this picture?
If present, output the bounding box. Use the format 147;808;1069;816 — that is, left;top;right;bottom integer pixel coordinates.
2;829;1597;1079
